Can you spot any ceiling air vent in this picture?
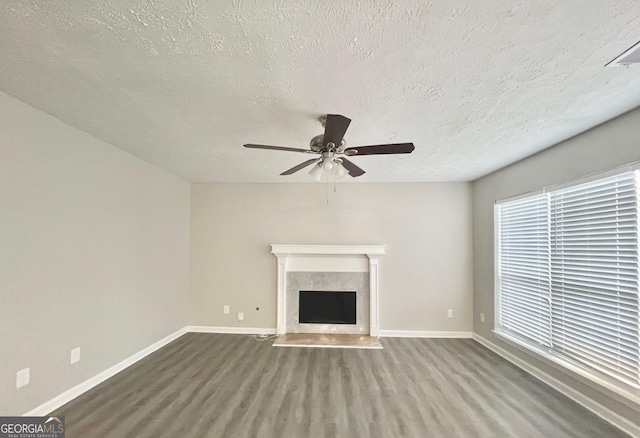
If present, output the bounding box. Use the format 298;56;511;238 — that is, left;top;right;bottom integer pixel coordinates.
607;40;640;66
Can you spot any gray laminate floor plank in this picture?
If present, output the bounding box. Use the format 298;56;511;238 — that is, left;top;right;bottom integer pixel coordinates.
51;334;629;438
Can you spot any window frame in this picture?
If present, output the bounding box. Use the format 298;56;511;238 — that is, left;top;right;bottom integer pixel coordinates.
493;162;640;405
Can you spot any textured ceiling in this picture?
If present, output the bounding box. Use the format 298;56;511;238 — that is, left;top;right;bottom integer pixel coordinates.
1;1;640;182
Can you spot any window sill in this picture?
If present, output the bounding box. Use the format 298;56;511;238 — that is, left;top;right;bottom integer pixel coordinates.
493;329;640;408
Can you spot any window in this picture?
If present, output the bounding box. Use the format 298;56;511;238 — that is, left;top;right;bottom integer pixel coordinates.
496;168;640;395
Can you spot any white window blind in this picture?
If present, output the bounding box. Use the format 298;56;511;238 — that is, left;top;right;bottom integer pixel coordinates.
497;194;551;348
550;172;639;387
496;169;640;392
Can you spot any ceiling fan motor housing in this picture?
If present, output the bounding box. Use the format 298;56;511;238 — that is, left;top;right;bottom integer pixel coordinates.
310;134;346;153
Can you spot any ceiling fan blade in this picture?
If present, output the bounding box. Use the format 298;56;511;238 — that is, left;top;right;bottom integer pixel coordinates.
344;143;415;156
280;159;320;175
323;114;351;149
340;157;366;177
244;144;317;154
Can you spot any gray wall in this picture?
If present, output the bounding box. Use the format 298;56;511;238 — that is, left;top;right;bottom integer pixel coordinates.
189;182;473;333
0;92;191;415
473;108;640;425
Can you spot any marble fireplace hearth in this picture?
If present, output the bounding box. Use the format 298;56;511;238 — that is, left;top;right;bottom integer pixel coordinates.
270;244;385;349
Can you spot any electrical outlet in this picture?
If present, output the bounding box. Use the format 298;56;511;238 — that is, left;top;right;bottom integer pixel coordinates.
16;368;30;389
223;305;230;314
480;313;485;323
447;309;453;318
71;347;81;365
237;312;244;321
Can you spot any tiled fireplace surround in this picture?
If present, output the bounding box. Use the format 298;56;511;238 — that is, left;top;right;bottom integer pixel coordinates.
271;245;386;336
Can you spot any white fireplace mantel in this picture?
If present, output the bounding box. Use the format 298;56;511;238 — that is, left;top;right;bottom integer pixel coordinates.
271;244;386;336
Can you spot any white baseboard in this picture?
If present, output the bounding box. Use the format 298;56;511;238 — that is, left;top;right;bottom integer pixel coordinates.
24;327;188;416
187;326;277;335
188;327;472;339
472;333;640;438
187;327;470;338
379;330;472;338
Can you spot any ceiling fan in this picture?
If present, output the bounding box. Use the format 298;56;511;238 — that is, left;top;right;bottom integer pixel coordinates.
244;114;415;179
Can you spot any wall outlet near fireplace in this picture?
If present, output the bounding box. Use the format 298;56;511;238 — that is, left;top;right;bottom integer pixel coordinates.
447;309;453;318
16;368;30;389
480;313;485;323
70;347;81;364
223;305;229;314
237;312;244;321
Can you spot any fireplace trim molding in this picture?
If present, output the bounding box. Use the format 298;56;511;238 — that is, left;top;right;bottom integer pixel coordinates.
271;244;386;336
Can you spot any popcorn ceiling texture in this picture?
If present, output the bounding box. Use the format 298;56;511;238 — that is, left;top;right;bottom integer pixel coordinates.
1;0;640;182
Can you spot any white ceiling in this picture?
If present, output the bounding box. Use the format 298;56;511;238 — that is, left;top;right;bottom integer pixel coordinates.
1;1;640;182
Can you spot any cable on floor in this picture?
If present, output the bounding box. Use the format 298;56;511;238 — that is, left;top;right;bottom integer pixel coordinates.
244;333;278;342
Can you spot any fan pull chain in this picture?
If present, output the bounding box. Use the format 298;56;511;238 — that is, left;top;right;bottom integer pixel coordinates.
326;176;330;205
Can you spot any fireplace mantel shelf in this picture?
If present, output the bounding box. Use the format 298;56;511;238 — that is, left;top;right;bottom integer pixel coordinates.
271;244;385;337
271;244;386;257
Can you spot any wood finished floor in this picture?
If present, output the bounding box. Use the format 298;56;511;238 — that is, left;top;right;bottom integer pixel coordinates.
52;333;628;438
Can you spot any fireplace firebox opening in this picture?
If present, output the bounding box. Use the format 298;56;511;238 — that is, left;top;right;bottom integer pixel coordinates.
298;291;356;325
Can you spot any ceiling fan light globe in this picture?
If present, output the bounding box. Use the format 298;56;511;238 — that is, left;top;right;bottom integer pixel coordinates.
308;163;324;181
323;159;334;171
335;163;349;180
